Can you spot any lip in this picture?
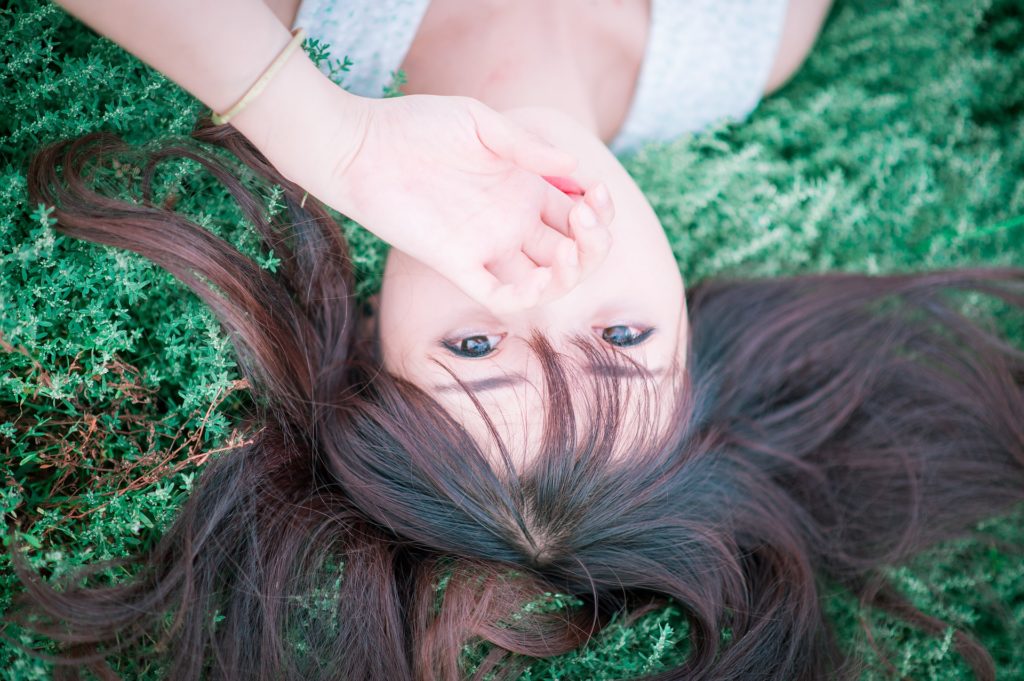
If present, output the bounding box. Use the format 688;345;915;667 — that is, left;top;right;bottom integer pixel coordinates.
542;175;584;196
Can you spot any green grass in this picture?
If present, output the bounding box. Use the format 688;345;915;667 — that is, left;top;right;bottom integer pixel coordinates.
1;0;1023;678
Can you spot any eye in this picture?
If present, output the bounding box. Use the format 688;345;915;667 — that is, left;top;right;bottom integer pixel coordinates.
441;333;504;358
600;325;655;348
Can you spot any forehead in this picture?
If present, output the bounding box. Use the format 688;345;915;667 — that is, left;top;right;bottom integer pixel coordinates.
418;345;688;471
432;361;667;393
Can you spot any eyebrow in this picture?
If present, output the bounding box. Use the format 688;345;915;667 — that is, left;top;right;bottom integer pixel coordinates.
434;365;666;394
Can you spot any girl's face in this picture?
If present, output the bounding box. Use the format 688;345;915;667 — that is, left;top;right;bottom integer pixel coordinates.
377;107;687;464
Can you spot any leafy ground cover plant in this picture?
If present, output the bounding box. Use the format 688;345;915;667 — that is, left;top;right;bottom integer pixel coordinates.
1;0;1022;678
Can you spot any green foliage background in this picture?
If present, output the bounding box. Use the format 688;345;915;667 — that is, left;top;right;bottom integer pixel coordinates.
1;0;1022;678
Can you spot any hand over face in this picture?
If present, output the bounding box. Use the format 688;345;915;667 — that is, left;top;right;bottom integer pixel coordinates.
319;94;614;313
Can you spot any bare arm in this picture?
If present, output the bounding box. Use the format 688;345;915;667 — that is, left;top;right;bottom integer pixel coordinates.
49;0;614;314
764;0;835;95
51;0;365;190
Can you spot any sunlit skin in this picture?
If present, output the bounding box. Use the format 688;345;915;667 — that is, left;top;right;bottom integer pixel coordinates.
378;107;688;464
330;0;835;462
253;0;830;460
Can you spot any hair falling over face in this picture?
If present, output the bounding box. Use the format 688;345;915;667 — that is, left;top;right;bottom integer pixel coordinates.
5;120;1024;681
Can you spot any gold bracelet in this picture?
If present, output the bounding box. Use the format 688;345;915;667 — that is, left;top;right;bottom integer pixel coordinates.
211;27;307;126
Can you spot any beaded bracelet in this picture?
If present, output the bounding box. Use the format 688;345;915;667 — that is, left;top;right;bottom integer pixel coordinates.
211;27;307;126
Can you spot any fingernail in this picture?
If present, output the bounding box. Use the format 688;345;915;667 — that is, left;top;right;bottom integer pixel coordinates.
591;183;610;207
577;203;598;230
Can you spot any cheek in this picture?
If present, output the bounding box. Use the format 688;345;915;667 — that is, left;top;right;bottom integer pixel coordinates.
378;249;476;376
675;299;690;371
378;253;426;375
377;333;403;374
375;315;412;377
381;248;475;311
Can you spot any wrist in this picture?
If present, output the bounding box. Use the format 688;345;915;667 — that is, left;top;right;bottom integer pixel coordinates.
229;48;370;206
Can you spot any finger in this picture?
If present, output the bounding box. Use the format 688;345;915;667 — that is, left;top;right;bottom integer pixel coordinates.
507;127;578;177
524;234;580;302
474;105;578;176
583;181;616;226
541;181;616;236
489;266;552;313
448;264;549;315
488;250;556;313
539;185;575;236
522;223;578;268
486;249;540;285
522;223;580;295
569;200;613;277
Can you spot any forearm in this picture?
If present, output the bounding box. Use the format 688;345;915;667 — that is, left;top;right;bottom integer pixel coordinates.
55;0;302;113
52;0;365;192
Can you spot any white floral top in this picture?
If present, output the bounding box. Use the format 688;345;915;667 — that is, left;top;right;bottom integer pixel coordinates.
293;0;789;154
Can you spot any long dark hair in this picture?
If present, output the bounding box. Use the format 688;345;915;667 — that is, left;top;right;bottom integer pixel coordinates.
6;119;1023;680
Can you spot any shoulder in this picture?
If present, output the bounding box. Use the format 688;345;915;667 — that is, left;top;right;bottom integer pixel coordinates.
763;0;834;95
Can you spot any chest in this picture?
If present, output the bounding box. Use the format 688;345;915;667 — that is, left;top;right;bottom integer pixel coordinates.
398;0;650;143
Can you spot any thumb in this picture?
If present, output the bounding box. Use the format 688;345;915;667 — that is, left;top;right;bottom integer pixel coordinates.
474;104;578;176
